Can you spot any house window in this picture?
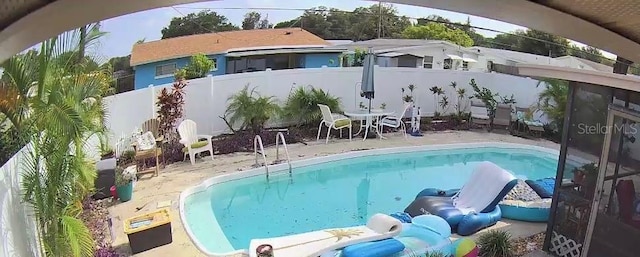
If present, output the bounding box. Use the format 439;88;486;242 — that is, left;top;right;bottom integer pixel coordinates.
209;58;218;71
155;63;176;77
444;58;453;69
462;61;469;71
423;56;434;69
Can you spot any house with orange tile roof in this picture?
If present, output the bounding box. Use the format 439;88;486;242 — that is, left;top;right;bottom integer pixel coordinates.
130;28;346;89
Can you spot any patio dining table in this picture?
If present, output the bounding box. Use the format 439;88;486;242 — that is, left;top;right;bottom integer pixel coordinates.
344;109;393;141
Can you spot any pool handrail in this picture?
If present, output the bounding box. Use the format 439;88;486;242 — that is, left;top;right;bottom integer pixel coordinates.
253;135;269;180
275;132;292;177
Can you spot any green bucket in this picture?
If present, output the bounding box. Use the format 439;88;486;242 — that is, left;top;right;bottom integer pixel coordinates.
116;182;133;202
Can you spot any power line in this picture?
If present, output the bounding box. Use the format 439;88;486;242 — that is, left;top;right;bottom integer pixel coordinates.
171;5;636;68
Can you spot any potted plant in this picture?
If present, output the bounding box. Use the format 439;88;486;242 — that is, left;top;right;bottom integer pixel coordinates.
98;134;115;160
572;163;597;184
115;165;135;202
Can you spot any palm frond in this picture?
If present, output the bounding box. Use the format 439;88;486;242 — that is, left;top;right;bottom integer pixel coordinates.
61;215;94;257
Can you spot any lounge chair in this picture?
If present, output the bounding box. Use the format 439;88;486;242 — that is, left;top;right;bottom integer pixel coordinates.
515;107;545;136
470;100;490;129
177;119;214;165
379;103;411;138
404;161;518;236
248;213;402;257
317;104;352;144
493;103;513;132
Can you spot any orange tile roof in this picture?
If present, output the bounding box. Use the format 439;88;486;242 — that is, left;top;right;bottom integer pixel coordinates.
130;28;330;66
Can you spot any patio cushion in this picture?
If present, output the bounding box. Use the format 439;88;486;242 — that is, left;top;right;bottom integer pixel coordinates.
334;119;351;128
504;180;542;202
471;114;489;119
524;120;544;127
182;141;209;152
136;131;156;151
381;118;399;127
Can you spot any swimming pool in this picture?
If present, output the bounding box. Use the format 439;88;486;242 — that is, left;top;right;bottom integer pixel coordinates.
180;143;576;256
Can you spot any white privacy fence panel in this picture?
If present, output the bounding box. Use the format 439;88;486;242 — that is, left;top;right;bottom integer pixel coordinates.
0;146;41;257
104;67;546;148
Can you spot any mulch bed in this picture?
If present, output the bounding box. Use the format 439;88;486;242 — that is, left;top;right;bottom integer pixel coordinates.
81;198;121;256
512;232;546;256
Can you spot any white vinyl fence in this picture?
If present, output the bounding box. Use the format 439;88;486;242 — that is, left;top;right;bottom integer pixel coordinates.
104;67;547;147
0;146;41;257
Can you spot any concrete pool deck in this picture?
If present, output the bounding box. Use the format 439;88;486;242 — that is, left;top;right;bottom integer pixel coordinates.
109;130;560;256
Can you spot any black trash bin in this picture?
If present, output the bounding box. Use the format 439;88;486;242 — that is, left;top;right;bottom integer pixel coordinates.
93;158;116;200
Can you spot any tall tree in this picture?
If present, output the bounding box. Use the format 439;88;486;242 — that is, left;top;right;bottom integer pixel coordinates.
274;4;409;40
485;29;570;57
258;16;272;29
349;4;411;40
242;11;261;30
275;6;333;38
161;10;239;39
416;15;488;47
517;29;570;57
102;55;135;93
402;23;474;47
569;45;604;63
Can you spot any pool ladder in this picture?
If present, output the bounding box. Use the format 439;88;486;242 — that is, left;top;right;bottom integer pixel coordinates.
254;132;292;182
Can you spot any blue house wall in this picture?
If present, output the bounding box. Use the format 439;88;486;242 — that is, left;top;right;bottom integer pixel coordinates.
133;54;226;90
133;53;340;90
304;53;341;68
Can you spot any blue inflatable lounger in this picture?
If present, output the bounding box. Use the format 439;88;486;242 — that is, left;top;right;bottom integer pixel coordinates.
329;214;454;257
248;213;402;257
498;178;553;222
404;161;518;236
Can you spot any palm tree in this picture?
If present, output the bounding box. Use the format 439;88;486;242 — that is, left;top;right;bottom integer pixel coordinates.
2;24;111;257
225;84;280;135
536;78;568;132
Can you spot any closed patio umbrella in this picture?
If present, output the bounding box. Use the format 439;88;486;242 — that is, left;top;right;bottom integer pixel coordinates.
361;48;376;113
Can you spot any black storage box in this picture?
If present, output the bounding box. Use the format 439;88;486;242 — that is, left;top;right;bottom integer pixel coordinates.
93;158;116;200
124;208;173;254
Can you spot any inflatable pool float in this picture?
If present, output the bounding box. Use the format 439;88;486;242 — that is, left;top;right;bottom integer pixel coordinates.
325;214;455;257
404;162;517;236
498;179;553;222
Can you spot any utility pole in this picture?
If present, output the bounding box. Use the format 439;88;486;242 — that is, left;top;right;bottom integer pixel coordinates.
378;1;382;38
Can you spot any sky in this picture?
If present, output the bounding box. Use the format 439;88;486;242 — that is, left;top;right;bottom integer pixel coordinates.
94;0;615;61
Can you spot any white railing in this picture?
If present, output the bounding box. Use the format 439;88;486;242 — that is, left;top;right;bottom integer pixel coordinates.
253;135;269;180
275;132;292;177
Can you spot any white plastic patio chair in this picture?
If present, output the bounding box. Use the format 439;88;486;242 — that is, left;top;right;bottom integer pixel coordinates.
177;119;214;165
317;104;352;144
379;103;411;138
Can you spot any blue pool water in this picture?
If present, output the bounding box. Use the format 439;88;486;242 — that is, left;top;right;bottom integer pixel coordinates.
183;146;569;253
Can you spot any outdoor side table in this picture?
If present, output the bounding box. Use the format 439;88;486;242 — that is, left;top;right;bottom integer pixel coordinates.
344;110;393;141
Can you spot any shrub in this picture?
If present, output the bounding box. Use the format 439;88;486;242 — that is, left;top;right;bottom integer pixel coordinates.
224;84;280;135
283;86;341;126
156;80;187;142
477;230;514;257
175;53;214;80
